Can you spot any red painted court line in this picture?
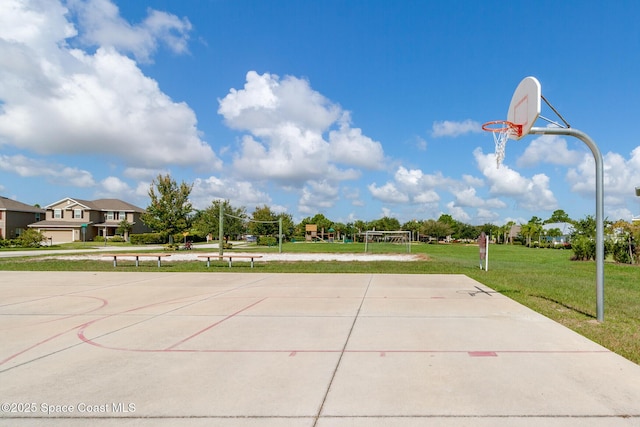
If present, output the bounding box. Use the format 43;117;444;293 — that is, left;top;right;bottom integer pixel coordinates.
469;351;498;357
76;292;260;352
0;325;81;366
0;295;108;331
159;349;612;356
164;297;268;350
35;296;108;325
3;294;210;366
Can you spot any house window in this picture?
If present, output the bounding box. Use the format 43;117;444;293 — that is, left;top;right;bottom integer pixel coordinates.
54;209;62;219
106;211;114;220
119;211;126;221
74;209;82;219
35;213;41;221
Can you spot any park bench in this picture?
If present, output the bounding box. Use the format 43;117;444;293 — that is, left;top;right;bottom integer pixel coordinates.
104;253;171;268
198;254;263;268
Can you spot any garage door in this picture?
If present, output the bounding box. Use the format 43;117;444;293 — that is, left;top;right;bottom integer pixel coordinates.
43;229;74;244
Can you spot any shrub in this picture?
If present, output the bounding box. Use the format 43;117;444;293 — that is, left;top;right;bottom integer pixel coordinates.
0;238;20;248
571;236;614;261
571;236;594;260
258;236;277;246
612;239;633;264
130;233;165;245
17;229;46;247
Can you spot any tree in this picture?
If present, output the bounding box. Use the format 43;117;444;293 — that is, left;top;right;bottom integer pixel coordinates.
456;223;481;241
420;219;453;243
520;222;534;247
546;228;563;245
351;220;367;241
18;229;45;247
369;216;401;231
277;212;295;241
353;220;367;233
401;220;421;241
497;221;516;244
248;205;279;236
141;174;193;243
571;215;597;239
116;219;133;242
546;209;572;224
192;200;246;240
309;213;333;231
479;223;499;241
437;214;456;226
520;217;543;247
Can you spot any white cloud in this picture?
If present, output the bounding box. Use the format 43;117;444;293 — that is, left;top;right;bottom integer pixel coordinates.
329;121;385;169
446;201;471;223
431;119;482;137
475;208;501;224
369;166;461;209
368;182;410;204
101;176;130;193
96;176;135;200
190;176;271;210
463;174;484;187
413;190;440;204
123;167;168;181
219;71;384;186
0;0;220;171
68;0;192;63
567;147;640;218
516;134;582;168
0;154;95;187
298;180;340;214
474;148;557;211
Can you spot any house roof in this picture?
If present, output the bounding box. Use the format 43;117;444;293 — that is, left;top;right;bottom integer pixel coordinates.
90;199;145;212
28;220;88;228
542;222;575;235
45;198;145;212
0;196;45;213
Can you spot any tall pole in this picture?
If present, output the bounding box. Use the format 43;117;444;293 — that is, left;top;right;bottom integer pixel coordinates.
219;205;224;256
278;217;283;253
529;127;604;322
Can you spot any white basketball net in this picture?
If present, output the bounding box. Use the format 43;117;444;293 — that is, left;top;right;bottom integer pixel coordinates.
492;129;510;168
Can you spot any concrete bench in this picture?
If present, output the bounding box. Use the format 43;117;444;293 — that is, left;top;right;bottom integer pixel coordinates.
198;255;263;268
105;253;171;268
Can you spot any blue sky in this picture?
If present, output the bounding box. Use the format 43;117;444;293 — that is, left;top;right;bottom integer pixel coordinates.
2;0;640;226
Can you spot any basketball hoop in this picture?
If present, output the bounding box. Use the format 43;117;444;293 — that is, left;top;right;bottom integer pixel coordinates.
482;120;522;167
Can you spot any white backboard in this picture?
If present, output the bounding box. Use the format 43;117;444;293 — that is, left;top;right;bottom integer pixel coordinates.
507;76;541;140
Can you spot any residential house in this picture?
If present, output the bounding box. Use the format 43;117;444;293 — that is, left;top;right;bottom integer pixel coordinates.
0;196;45;240
542;222;575;245
29;198;150;244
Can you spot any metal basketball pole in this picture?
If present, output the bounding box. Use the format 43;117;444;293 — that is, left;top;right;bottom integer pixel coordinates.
529;127;605;322
219;205;224;257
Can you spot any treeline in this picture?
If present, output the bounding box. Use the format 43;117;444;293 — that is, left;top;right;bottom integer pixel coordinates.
139;175;639;263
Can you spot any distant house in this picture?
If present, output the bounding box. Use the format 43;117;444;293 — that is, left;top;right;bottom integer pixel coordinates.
28;198;150;244
542;222;575;245
0;196;45;239
508;224;521;244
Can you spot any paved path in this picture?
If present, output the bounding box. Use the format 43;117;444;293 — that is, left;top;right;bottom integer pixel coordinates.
1;272;639;426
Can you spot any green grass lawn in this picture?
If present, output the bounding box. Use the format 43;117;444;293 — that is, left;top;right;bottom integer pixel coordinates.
1;241;639;364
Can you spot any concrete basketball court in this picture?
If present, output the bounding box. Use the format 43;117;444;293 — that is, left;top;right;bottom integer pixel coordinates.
1;271;640;426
